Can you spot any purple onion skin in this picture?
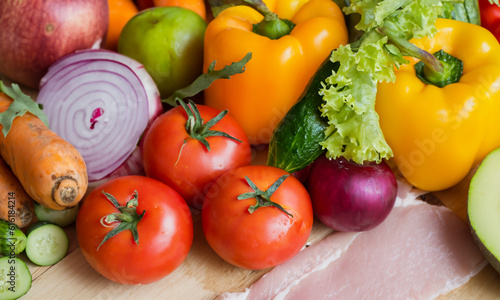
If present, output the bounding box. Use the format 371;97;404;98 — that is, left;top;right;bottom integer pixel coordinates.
306;155;398;232
292;164;312;184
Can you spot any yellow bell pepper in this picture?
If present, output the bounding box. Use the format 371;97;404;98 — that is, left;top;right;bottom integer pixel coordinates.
203;0;348;145
376;18;500;192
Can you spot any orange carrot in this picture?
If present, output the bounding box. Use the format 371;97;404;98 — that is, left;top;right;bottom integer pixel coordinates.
0;156;35;228
0;92;88;210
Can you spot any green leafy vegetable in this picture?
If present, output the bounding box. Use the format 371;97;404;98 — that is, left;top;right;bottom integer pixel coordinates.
441;0;481;25
319;0;447;164
0;81;49;137
163;52;252;107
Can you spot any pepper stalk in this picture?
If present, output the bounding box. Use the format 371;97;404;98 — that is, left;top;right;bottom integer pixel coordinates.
206;0;294;39
377;27;463;88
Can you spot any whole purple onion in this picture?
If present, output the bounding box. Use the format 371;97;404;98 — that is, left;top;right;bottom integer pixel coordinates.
307;155;397;232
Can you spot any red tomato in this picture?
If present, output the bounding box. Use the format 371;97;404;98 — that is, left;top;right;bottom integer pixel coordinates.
142;101;252;209
202;165;314;270
76;175;193;285
479;0;500;41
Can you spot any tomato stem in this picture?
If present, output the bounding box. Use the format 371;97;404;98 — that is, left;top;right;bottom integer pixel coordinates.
237;175;293;217
178;99;242;153
98;191;145;251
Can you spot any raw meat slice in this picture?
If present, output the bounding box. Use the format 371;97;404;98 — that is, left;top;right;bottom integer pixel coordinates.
219;180;487;300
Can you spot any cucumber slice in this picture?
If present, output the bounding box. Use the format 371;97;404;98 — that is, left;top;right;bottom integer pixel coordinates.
0;219;26;256
26;222;69;266
0;256;32;300
34;202;79;227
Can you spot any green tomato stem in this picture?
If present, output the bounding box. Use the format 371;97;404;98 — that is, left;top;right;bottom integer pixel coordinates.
237;175;293;217
178;99;242;152
98;191;145;251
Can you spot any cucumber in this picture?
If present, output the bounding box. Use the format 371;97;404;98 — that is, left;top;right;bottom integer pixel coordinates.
34;202;79;227
0;256;32;300
0;219;26;256
25;222;69;266
267;58;338;173
441;0;480;25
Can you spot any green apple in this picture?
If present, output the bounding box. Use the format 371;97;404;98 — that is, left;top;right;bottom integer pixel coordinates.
468;147;500;274
118;7;206;98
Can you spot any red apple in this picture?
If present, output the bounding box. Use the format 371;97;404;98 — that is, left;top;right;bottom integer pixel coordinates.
0;0;109;89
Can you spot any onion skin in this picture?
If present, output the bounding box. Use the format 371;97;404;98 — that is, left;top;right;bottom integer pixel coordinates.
0;0;109;88
37;49;162;182
307;155;397;232
292;164;311;184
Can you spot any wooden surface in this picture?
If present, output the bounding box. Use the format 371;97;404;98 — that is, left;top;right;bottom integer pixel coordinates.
3;78;500;299
18;154;500;300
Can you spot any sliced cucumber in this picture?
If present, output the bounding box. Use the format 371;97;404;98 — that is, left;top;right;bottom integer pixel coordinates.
0;219;26;256
0;256;32;300
34;202;79;227
26;222;69;266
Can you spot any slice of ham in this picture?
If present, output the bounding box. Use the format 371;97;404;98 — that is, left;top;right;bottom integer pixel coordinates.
219;180;487;300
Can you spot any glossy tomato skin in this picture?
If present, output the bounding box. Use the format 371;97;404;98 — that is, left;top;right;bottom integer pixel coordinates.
76;175;193;285
479;0;500;41
142;104;252;209
202;165;314;270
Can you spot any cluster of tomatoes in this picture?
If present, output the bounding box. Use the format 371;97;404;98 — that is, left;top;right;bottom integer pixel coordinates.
73;0;316;287
76;89;314;285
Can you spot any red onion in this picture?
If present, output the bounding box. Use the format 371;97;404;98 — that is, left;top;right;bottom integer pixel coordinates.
87;146;146;191
37;49;162;182
306;155;397;232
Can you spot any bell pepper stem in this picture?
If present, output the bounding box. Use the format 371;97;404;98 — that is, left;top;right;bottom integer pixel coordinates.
244;0;277;21
248;0;294;39
207;0;276;19
376;27;444;75
377;27;463;87
206;0;293;39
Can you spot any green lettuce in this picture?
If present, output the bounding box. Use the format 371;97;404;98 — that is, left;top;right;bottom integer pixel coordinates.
319;0;446;164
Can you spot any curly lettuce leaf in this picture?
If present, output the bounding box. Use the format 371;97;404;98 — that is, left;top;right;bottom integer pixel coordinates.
345;0;442;39
382;0;443;39
319;0;445;164
319;36;402;164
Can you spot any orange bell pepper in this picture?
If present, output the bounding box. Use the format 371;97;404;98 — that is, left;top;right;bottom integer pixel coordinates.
203;0;348;144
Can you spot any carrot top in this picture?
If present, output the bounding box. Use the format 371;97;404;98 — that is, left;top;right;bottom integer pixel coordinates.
0;81;49;137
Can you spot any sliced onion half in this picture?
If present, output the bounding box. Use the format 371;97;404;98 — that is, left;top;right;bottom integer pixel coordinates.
38;49;162;182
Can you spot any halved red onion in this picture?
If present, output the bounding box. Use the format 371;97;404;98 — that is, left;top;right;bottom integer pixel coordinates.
87;146;146;191
37;49;162;182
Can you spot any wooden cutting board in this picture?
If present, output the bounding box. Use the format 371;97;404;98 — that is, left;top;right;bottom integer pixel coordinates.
19;149;500;300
